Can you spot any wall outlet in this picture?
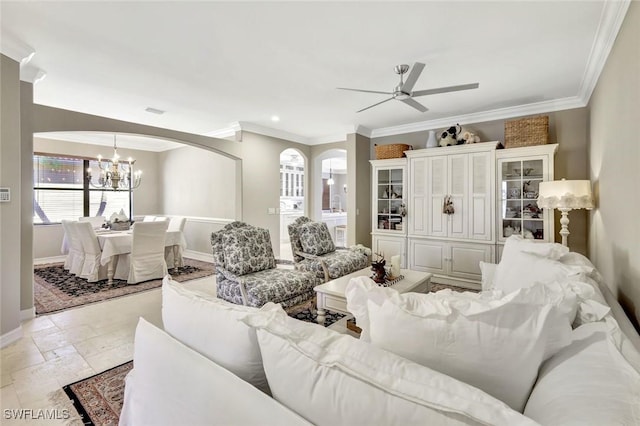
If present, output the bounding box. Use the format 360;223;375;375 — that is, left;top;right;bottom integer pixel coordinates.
268;207;276;215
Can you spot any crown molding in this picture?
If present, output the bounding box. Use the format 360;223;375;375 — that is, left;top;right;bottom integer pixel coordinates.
0;32;35;65
20;65;46;84
577;0;631;104
369;96;585;138
204;122;241;139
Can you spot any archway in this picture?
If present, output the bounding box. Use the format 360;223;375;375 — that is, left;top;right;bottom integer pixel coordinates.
279;148;306;260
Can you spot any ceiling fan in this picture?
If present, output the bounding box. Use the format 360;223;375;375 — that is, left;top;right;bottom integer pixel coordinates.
338;62;479;113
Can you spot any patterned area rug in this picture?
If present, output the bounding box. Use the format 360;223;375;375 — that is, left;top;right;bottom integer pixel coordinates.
63;361;133;426
34;258;214;315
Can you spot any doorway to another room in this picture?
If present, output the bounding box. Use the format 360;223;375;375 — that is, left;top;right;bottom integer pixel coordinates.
279;149;305;261
321;151;347;247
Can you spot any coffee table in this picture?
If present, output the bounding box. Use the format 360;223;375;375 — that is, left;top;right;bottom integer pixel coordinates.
314;268;432;326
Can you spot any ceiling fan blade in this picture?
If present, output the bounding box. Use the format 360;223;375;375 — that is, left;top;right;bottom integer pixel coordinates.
400;62;425;93
401;98;428;112
412;83;479;97
337;87;393;95
357;97;394;113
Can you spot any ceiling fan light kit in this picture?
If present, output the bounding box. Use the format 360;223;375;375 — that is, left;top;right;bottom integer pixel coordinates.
339;62;479;113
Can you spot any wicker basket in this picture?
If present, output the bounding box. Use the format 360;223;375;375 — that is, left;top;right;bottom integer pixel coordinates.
374;143;412;159
504;115;549;148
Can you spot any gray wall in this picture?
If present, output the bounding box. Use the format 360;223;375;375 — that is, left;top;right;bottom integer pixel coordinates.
347;133;372;247
588;0;640;329
1;55;22;340
372;108;591;255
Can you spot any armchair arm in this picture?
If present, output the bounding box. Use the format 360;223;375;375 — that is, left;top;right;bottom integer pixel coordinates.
295;251;330;282
216;267;250;306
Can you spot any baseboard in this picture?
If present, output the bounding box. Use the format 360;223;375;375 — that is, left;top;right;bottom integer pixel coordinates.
1;326;23;349
21;307;35;321
34;255;66;265
184;250;214;263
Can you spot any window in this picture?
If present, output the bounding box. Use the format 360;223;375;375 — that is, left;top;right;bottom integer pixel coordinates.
33;154;131;224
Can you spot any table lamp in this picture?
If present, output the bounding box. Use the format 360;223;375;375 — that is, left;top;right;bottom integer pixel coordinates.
537;179;594;247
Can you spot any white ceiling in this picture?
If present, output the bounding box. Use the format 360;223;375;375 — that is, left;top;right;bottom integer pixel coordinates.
1;1;629;146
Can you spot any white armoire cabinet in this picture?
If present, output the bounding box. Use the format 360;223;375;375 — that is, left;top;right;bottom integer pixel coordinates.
370;158;408;268
405;142;500;288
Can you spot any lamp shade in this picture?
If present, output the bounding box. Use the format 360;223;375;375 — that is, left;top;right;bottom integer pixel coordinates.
537;179;594;210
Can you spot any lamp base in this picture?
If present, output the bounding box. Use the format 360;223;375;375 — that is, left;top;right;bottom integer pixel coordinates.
558;207;572;247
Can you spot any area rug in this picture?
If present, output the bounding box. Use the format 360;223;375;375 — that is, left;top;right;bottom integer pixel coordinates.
34;258;214;315
63;361;133;426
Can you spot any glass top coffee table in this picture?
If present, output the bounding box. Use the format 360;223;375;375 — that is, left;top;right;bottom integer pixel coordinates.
314;268;432;326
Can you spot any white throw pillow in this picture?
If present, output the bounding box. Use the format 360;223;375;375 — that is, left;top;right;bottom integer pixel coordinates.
501;235;569;263
524;322;640;425
241;303;537;426
346;280;572;412
161;276;270;394
493;250;584;295
479;261;497;291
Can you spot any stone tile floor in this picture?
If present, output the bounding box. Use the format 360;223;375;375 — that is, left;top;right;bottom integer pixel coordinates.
0;275;216;425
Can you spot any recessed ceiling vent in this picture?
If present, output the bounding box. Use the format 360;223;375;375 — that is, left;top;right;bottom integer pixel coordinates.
145;107;165;115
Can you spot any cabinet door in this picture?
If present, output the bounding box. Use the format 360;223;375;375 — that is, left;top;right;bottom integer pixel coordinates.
427;156;448;237
408;238;446;274
409;157;428;235
373;235;407;268
447;154;468;239
373;166;406;234
468;151;493;241
449;243;494;281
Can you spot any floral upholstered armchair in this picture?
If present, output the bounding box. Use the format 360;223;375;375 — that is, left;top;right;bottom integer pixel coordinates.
211;222;321;308
287;216;369;282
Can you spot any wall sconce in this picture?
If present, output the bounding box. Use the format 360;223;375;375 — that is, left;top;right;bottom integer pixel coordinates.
343;184;347;193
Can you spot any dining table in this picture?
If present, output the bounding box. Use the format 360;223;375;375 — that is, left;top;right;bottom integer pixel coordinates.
96;229;187;284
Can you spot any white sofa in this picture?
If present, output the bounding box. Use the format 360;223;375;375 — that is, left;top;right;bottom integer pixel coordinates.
120;240;640;426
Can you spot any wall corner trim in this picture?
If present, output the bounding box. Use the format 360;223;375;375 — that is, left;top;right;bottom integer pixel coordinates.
20;307;36;322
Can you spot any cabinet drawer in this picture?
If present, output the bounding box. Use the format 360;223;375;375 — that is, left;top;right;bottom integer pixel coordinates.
323;295;348;314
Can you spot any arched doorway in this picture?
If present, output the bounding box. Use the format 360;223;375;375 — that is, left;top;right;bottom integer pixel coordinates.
279;148;306;260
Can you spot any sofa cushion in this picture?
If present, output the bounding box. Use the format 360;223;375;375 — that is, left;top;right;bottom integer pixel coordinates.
161;276;270;394
524;321;640;425
346;278;573;412
222;226;276;275
120;318;309;426
242;303;537;426
298;222;335;255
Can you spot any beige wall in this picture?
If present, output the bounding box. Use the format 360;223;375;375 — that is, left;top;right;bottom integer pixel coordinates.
157;145;237;219
1;55;23;340
20;82;34;313
347;133;372;247
588;0;640;328
371;108;591;255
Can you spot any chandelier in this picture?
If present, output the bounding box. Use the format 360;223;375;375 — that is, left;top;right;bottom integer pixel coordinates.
86;135;142;191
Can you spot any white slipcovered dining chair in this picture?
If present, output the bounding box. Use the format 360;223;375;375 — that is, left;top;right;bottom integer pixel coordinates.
142;215;156;222
79;215;106;229
165;216;187;269
63;220;85;275
76;221;108;282
114;221;169;284
154;216;168;222
61;220;79;272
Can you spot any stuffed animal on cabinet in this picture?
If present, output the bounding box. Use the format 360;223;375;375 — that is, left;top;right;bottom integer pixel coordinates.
439;124;461;147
